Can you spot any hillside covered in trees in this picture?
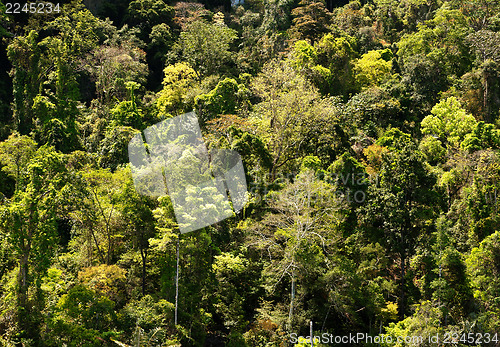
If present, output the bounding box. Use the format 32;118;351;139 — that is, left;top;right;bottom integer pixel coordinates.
0;0;500;345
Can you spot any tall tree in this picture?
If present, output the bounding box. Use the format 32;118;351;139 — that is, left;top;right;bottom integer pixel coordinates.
290;0;332;43
7;30;42;135
360;141;438;319
249;168;345;330
174;20;237;77
0;133;36;192
0;144;71;342
451;0;500;31
116;172;156;296
252;59;346;180
467;230;500;332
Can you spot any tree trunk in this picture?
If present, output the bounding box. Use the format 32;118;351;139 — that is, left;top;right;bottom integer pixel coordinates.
399;248;405;320
399;216;406;320
482;61;500;124
288;273;295;331
17;251;29;322
483;67;491;123
90;227;105;264
175;235;180;326
17;241;36;343
140;247;147;297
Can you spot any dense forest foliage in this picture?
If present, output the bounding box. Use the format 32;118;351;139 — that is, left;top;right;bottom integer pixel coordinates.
0;0;500;345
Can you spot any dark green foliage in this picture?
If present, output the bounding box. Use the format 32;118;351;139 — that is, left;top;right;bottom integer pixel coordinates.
461;121;500;151
127;0;175;30
195;78;250;125
119;295;176;344
292;33;358;97
7;30;42;136
327;152;366;192
360;142;439;318
98;126;140;170
290;0;332;43
345;87;402;130
375;127;412;150
174;20;238;77
467;230;500;332
46;284;118;346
